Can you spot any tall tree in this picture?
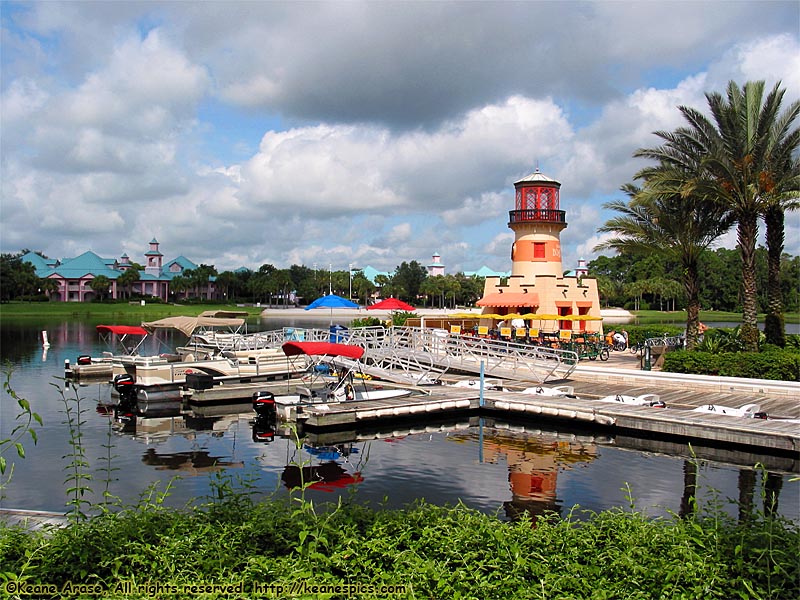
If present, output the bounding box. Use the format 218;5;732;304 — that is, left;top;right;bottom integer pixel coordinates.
117;268;141;299
596;178;733;349
759;86;800;346
0;253;39;301
635;80;797;351
392;261;427;302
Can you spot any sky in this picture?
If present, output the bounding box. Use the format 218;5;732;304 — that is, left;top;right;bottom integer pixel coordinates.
1;1;799;276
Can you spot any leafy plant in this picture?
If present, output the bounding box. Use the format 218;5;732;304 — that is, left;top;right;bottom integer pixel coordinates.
56;381;93;521
0;366;42;495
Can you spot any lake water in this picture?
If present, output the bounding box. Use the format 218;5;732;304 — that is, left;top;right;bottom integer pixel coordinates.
1;318;797;523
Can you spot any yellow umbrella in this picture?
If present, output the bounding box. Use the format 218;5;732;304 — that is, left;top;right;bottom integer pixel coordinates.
479;313;505;320
531;314;560;321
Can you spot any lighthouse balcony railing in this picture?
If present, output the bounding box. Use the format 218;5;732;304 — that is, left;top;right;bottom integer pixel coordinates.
508;209;566;224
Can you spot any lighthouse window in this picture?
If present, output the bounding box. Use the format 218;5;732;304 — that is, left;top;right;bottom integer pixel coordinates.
525;189;537;210
516;189;523;210
534;243;546;259
541;188;552;210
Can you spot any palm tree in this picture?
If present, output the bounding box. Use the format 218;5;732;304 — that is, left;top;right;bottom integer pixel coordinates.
596;178;733;350
760;88;800;346
635;80;798;351
89;275;112;301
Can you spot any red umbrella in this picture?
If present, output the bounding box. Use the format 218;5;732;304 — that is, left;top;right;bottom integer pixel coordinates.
366;297;416;311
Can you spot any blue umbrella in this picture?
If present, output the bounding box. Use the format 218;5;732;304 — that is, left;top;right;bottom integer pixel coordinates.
305;294;359;325
305;294;359;310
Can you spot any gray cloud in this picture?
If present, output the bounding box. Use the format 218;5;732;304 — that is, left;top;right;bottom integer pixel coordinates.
1;2;798;273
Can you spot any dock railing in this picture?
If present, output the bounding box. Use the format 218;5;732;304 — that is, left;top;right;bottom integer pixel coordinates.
344;326;579;383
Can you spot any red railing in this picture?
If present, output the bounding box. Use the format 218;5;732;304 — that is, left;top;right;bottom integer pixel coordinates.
508;209;566;224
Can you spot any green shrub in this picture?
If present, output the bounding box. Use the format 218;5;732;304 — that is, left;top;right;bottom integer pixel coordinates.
663;348;800;381
2;495;798;600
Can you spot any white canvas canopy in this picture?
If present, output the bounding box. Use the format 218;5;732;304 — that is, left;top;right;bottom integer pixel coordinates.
141;316;246;338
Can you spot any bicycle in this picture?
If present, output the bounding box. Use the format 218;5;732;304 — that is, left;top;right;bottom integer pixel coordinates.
629;341;644;354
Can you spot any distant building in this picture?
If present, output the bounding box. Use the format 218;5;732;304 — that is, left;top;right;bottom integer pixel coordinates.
463;265;511;278
23;239;215;302
426;253;445;277
361;265;391;285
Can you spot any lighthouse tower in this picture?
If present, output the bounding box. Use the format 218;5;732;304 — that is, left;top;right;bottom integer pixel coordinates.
509;169;566;279
476;168;601;334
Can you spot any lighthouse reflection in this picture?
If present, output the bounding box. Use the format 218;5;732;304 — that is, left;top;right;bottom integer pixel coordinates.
461;422;599;523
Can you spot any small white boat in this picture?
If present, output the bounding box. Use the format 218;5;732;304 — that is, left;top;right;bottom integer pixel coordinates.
519;385;576;398
691;403;767;418
273;341;415;422
596;393;666;408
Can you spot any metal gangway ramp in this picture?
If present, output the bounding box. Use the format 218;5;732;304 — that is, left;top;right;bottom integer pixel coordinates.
345;326;578;384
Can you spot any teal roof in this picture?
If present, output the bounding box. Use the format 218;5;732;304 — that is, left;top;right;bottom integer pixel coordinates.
22;249;200;283
362;265;391;284
22;252;58;277
51;251;121;280
161;256;198;279
463;265;509;278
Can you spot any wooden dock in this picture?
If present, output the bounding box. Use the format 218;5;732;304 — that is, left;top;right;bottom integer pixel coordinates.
0;509;68;532
298;382;800;460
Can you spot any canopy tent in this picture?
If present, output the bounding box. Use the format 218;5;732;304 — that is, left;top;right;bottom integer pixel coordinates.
366;297;416;312
141;316;245;338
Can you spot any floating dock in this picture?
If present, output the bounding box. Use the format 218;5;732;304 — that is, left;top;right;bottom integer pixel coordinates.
295;380;799;459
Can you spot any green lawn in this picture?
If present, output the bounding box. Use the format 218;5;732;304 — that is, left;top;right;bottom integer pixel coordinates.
0;301;265;322
632;309;800;325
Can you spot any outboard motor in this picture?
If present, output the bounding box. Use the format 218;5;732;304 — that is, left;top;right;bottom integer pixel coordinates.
252;391;276;443
252;391;276;419
112;374;138;423
252;421;276;443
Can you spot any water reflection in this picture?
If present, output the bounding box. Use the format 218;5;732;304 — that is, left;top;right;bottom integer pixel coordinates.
464;423;598;522
1;319;797;523
141;448;244;475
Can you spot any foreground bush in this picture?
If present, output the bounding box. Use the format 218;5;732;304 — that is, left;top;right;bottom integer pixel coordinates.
1;494;798;599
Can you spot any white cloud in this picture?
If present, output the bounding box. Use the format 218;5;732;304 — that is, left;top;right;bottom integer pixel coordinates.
1;3;798;272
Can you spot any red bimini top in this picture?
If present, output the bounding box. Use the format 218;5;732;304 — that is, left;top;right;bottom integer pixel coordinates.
96;325;149;336
281;341;364;360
